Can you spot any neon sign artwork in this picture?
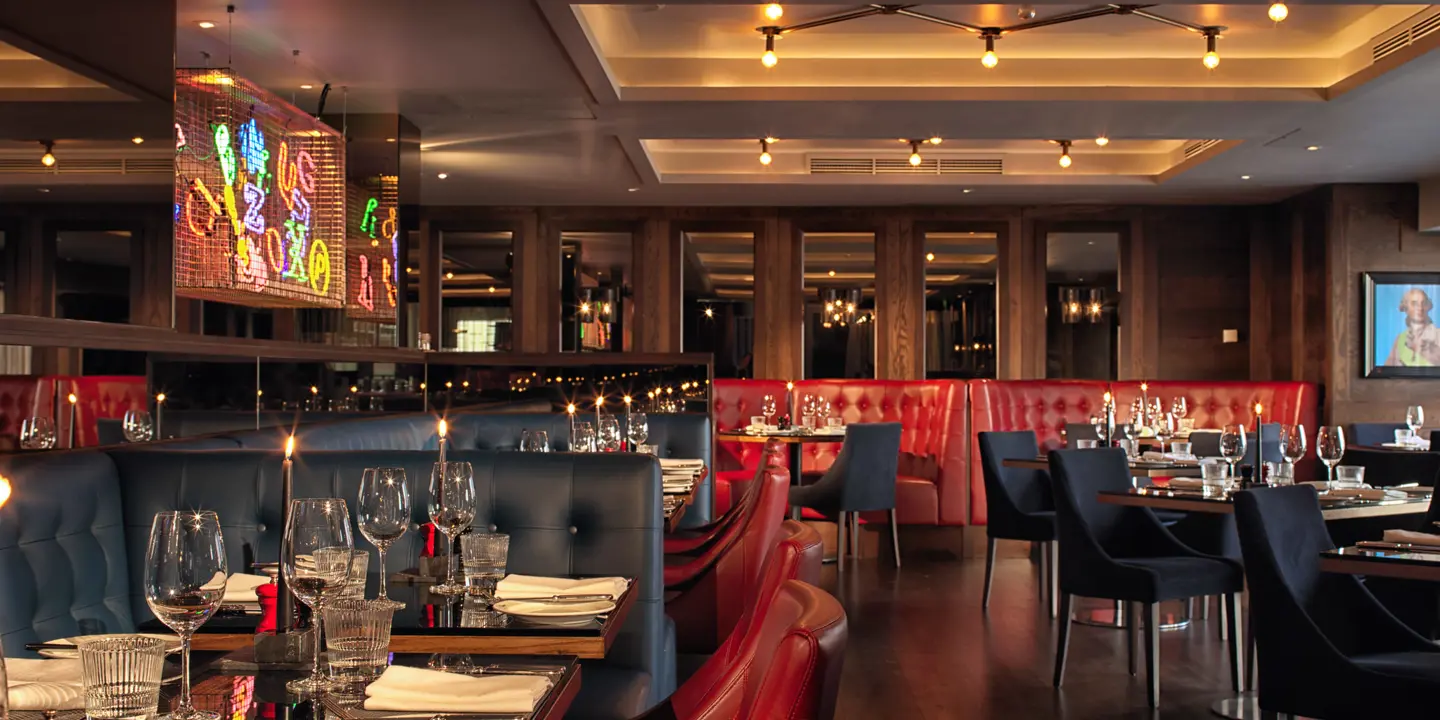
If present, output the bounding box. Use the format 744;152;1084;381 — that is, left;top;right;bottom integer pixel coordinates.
173;68;345;307
345;175;400;322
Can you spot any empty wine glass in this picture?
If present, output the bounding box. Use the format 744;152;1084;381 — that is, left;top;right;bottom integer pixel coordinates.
1089;412;1105;441
144;511;226;719
123;410;154;443
1128;398;1146;427
628;412;649;448
358;467;409;607
1171;397;1189;423
20;417;55;450
1279;424;1308;466
1220;424;1248;479
283;498;354;694
428;462;476;596
1156;413;1178;453
1317;426;1346;488
520;429;550;452
761;395;777;425
598;417;622;452
1406;405;1425;445
573;422;596;452
1147;398;1163;427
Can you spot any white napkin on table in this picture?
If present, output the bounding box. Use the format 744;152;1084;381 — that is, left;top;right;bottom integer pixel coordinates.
6;658;84;711
1382;529;1440;547
495;574;627;600
1325;487;1401;501
224;573;271;603
363;665;550;713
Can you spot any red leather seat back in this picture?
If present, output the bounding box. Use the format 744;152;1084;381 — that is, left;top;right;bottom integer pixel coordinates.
743;581;848;720
53;376;148;448
713;379;790;473
0;376;55;450
711;460;793;645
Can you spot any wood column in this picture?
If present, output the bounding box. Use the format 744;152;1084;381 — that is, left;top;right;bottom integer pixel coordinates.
631;218;682;353
875;216;923;379
513;211;558;354
12;216;54;318
754;216;803;380
997;214;1043;379
417;218;442;349
129;212;172;328
1118;214;1157;380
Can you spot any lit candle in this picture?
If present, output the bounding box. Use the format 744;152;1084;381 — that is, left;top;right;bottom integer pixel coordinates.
595;393;603;429
155;393;165;439
623;396;633;451
66;393;76;448
566;403;577;443
278;436;295;632
0;475;11;508
437;418;448;468
786;381;796;419
1254;402;1264;480
1139;382;1150;426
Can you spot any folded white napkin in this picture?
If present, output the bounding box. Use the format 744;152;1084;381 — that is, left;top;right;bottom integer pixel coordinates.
363;665;550;713
1382;529;1440;547
658;459;704;469
224;573;271;603
1326;487;1400;501
6;658;84;711
495;574;627;600
1165;478;1207;491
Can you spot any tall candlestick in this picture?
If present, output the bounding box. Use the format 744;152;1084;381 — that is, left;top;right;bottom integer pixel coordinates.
595;393;603;430
155;393;165;440
623;395;633;451
66;393;76;449
786;381;796;420
278;436;295;632
1254;402;1264;482
437;418;448;468
566;403;577;446
1103;390;1115;446
1139;382;1150;428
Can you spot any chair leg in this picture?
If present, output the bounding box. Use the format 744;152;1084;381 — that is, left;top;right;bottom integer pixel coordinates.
889;509;901;568
1226;592;1245;693
851;513;860;559
1053;593;1073;688
836;512;847;573
1200;595;1210;621
1048;541;1059;619
982;537;997;611
1144;602;1161;709
1126;602;1138;676
1217;594;1229;640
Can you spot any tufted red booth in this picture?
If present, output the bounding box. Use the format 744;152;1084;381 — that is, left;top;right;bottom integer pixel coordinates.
57;376;148;448
967;379;1318;524
712;379;790;514
0;376;59;450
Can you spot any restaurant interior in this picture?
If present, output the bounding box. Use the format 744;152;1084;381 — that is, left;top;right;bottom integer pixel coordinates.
2;1;1440;718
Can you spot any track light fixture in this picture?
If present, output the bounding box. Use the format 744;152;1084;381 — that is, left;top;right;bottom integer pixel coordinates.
908;140;923;167
39;141;55;168
1094;136;1110;147
1267;2;1288;22
928;136;943;145
1057;140;1073;169
761;29;778;68
759;138;773;165
980;32;999;69
1202;28;1220;69
764;3;784;21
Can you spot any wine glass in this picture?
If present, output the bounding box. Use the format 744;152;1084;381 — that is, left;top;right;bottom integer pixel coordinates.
1147;398;1163;427
20;417;55;450
1089;412;1105;441
573;422;596;452
144;511;227;719
1317;426;1346;488
282;498;354;694
1156;413;1178;454
628;412;649;449
1219;424;1248;480
123;410;154;443
1406;405;1425;446
761;395;777;426
428;461;476;596
358;467;409;607
1279;424;1308;466
520;430;550;452
598;417;622;452
1128;398;1145;427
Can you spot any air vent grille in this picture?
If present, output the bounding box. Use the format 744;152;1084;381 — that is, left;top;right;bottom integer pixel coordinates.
1374;9;1440;62
0;157;173;175
809;157;1003;175
1183;139;1222;159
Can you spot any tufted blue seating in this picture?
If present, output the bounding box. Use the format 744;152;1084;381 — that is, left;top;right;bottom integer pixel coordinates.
223;413;440;452
1;447;674;719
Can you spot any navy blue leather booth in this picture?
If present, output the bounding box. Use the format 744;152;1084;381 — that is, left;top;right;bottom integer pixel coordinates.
0;447;674;718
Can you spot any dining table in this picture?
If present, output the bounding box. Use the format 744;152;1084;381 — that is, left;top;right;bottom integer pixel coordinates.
1003;456;1205;478
716;427;847;483
1321;544;1440;582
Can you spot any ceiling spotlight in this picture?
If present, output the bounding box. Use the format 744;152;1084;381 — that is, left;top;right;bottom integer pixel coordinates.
131;136;145;145
962;188;973;193
300;84;313;90
981;33;999;69
928;136;943;145
704;306;715;318
764;3;784;21
759;138;773;165
437;172;448;179
1241;175;1251;180
1057;140;1073;169
926;252;936;262
444;271;454;280
628;187;639;192
763;136;779;144
1306;145;1320;151
39;141;55;168
1095;136;1110;147
1268;2;1288;22
761;30;778;68
198;21;216;28
1202;29;1220;69
909;140;923;167
828;270;836;277
385;137;396;142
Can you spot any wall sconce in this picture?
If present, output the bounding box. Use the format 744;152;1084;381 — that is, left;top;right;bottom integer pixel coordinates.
1085;288;1105;323
1060;287;1082;324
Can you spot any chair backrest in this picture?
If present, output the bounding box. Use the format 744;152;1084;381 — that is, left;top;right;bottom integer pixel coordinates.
743;581;848;720
1350;422;1406;448
827;422;903;512
709;462;794;644
1187;426;1281;465
976;431;1050;536
97;418;125;446
1063;423;1133;444
1047;448;1143;597
1340;447;1440;488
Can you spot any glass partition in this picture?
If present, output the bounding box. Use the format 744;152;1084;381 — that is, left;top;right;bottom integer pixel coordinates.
1045;231;1120;379
563;232;631;353
925;231;998;378
803;231;875;378
441;232;514;352
682;231;755;378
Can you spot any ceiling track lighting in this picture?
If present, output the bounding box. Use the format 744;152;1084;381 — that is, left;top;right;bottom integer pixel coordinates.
758;138;773;165
759;4;1232;70
908;140;923;167
1056;140;1073;169
39;140;55;168
1268;2;1288;23
764;3;784;21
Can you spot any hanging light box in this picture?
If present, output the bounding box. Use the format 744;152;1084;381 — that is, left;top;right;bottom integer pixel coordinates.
345;175;400;321
174;68;347;307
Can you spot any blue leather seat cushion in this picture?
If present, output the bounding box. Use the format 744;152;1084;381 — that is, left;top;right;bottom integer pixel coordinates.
570;664;653;720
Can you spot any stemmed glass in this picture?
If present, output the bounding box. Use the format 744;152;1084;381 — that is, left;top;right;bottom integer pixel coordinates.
761;395;777;426
20;417;55;449
1219;424;1248;480
282;498;354;694
520;430;550;452
598;417;623;452
123;410;154;443
1406;405;1425;446
1279;424;1307;465
143;511;227;719
358;467;409;608
1156;413;1178;454
1171;397;1189;425
1147;398;1164;428
628;412;649;449
1317;426;1346;488
1128;398;1146;428
428;461;476;596
573;422;596;453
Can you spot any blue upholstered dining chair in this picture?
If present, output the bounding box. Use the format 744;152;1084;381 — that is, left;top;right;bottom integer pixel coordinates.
1350;422;1407;447
1188;425;1281;465
787;422;903;569
1340;447;1440;487
1048;448;1244;709
976;431;1056;616
1233;485;1440;718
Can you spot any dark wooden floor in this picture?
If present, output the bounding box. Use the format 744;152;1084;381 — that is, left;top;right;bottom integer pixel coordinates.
820;553;1233;720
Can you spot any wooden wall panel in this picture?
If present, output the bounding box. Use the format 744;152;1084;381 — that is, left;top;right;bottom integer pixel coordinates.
512;211;557;354
1148;208;1252;380
996;215;1044;379
130;210;173;328
754;216;803;380
631;218;682;353
416;218;441;348
875;216;922;379
1118;215;1157;379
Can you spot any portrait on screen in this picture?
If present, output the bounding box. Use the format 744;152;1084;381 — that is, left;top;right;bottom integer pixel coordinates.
1364;273;1440;378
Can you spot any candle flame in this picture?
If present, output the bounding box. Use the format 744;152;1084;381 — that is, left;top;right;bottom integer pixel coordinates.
1254;402;1263;415
310;386;318;394
623;395;632;405
67;393;76;404
1140;383;1148;392
567;403;576;414
156;393;166;403
438;419;448;438
1103;391;1112;403
0;476;11;509
285;436;295;459
786;381;795;391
